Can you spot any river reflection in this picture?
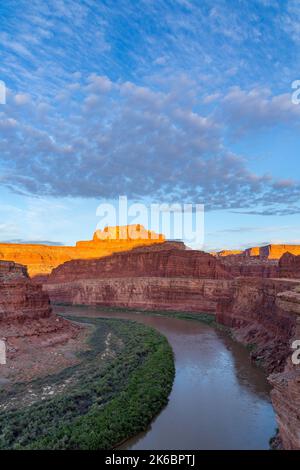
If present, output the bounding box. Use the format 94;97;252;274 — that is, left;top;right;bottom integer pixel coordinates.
55;306;276;450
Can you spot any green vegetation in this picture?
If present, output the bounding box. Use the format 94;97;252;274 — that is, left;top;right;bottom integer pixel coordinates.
0;317;174;450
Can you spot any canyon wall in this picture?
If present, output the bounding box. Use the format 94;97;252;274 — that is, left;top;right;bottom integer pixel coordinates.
45;278;230;313
214;244;300;260
279;252;300;279
219;255;279;278
43;243;232;312
216;277;298;373
46;242;231;284
0;225;165;277
269;287;300;449
247;244;300;259
41;242;300;448
216;276;300;449
0;260;52;323
0;260;79;381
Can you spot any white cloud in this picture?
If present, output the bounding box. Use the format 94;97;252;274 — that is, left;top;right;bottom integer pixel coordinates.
0;76;299;215
14;93;30;105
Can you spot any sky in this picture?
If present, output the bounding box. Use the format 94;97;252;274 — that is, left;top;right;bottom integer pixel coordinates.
0;0;300;250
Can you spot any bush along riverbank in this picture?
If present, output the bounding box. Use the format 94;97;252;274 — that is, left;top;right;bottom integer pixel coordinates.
0;317;175;450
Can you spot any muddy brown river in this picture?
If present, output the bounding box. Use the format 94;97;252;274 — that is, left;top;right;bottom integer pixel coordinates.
57;307;277;450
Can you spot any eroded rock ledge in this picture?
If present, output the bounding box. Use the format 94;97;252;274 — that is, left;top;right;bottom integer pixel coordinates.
0;261;80;382
269;287;300;450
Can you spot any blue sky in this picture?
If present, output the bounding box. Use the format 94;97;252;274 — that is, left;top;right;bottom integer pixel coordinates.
0;0;300;250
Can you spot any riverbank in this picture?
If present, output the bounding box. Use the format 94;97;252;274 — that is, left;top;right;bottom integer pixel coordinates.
63;305;281;372
55;303;230;331
0;316;175;450
60;306;274;449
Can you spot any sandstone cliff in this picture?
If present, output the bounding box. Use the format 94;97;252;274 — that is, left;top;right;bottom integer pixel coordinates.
268;286;300;449
0;225;165;277
246;244;300;259
216;276;300;449
43;243;232;311
0;261;80;381
214;244;300;260
45;277;230;313
219;255;279;278
216;277;298;373
0;260;52;323
213;250;243;256
279;252;300;279
46;242;231;284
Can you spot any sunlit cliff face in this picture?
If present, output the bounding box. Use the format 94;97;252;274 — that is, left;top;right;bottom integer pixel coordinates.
0;225;165;277
213;245;300;259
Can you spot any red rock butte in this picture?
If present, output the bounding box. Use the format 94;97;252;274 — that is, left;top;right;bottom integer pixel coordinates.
0;225;165;277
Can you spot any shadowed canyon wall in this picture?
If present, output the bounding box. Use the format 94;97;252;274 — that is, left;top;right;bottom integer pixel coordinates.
216;277;298;373
269;288;300;450
217;275;300;449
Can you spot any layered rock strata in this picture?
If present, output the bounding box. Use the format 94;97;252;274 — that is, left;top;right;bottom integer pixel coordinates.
45;278;230;313
0;261;80;381
214;244;300;260
0;225;165;277
268;286;300;449
279;252;300;279
43;243;232;311
216;277;298;373
219;255;279;278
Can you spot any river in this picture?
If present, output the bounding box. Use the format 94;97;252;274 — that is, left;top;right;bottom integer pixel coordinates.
56;306;277;450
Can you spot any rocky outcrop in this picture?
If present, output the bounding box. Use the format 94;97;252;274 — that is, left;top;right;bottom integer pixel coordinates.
279;252;300;279
246;244;300;259
212;250;243;256
0;225;165;277
0;261;80;381
219;255;279;278
215;244;300;260
46;242;231;284
0;260;52;323
216;276;300;449
43;243;231;311
268;287;300;450
216;278;298;373
45;278;230;312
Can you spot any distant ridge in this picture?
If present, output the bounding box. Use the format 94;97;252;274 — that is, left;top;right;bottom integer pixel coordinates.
0;225;165;277
212;244;300;259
